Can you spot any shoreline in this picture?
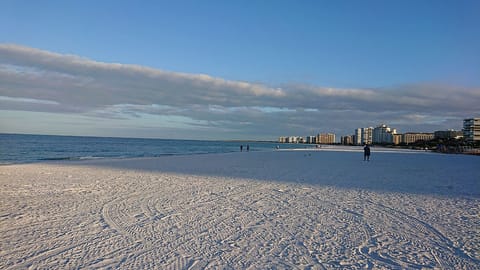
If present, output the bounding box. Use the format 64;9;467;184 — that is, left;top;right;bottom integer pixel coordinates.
1;145;444;166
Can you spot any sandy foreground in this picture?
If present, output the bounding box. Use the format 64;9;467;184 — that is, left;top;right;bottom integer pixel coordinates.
1;149;479;269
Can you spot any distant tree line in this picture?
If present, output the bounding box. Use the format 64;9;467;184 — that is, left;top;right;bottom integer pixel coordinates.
383;137;480;155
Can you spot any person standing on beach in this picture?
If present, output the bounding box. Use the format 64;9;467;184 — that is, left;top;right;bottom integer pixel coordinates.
240;145;243;152
364;144;371;161
246;145;250;152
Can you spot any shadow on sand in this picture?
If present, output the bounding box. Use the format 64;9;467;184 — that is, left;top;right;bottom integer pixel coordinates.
66;150;479;198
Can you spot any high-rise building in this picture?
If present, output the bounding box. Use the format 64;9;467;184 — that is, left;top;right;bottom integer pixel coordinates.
354;128;362;145
463;118;480;142
393;134;402;145
279;136;306;143
341;135;353;145
316;133;335;144
354;127;373;145
373;124;396;144
362;127;373;145
287;136;301;143
306;136;316;144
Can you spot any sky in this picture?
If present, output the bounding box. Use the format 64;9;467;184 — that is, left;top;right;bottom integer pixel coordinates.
1;0;479;140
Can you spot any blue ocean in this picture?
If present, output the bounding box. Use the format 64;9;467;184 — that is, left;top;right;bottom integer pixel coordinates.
0;134;305;164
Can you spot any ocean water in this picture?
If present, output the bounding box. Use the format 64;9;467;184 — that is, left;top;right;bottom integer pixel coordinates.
0;134;306;164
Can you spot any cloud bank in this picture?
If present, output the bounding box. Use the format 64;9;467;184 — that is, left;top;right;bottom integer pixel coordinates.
1;44;478;139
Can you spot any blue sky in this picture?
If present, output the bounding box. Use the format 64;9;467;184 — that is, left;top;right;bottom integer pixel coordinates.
1;1;479;140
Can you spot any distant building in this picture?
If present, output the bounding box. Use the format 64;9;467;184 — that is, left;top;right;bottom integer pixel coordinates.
279;136;302;143
341;135;354;145
393;134;402;145
288;136;300;143
463;118;480;142
373;124;396;144
362;127;373;145
434;130;463;140
354;127;373;145
306;136;316;144
316;133;335;144
402;133;434;144
354;128;362;145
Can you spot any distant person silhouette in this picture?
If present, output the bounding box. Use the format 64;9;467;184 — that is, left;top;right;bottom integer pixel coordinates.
364;144;371;161
240;145;243;152
247;145;250;152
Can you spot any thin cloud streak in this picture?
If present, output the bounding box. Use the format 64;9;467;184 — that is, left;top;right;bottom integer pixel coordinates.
0;44;478;138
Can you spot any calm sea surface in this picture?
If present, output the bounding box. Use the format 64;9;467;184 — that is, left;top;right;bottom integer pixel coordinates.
0;134;307;164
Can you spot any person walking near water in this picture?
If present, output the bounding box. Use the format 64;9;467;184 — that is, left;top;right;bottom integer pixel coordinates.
240;145;243;152
363;144;371;161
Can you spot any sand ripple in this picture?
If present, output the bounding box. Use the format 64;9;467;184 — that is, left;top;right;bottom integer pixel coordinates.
1;159;479;269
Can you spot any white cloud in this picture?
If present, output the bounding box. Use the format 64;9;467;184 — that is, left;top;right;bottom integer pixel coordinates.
0;44;479;138
0;95;59;105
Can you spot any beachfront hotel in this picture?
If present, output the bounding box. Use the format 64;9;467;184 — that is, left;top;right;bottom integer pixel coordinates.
393;134;402;145
434;130;464;140
353;124;398;145
278;136;304;144
354;127;373;145
372;124;397;144
278;133;336;144
402;132;435;145
279;118;478;146
341;135;354;145
352;124;451;145
463;118;480;142
316;133;336;144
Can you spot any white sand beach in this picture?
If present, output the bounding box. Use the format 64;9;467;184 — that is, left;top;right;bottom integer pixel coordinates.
1;149;479;269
